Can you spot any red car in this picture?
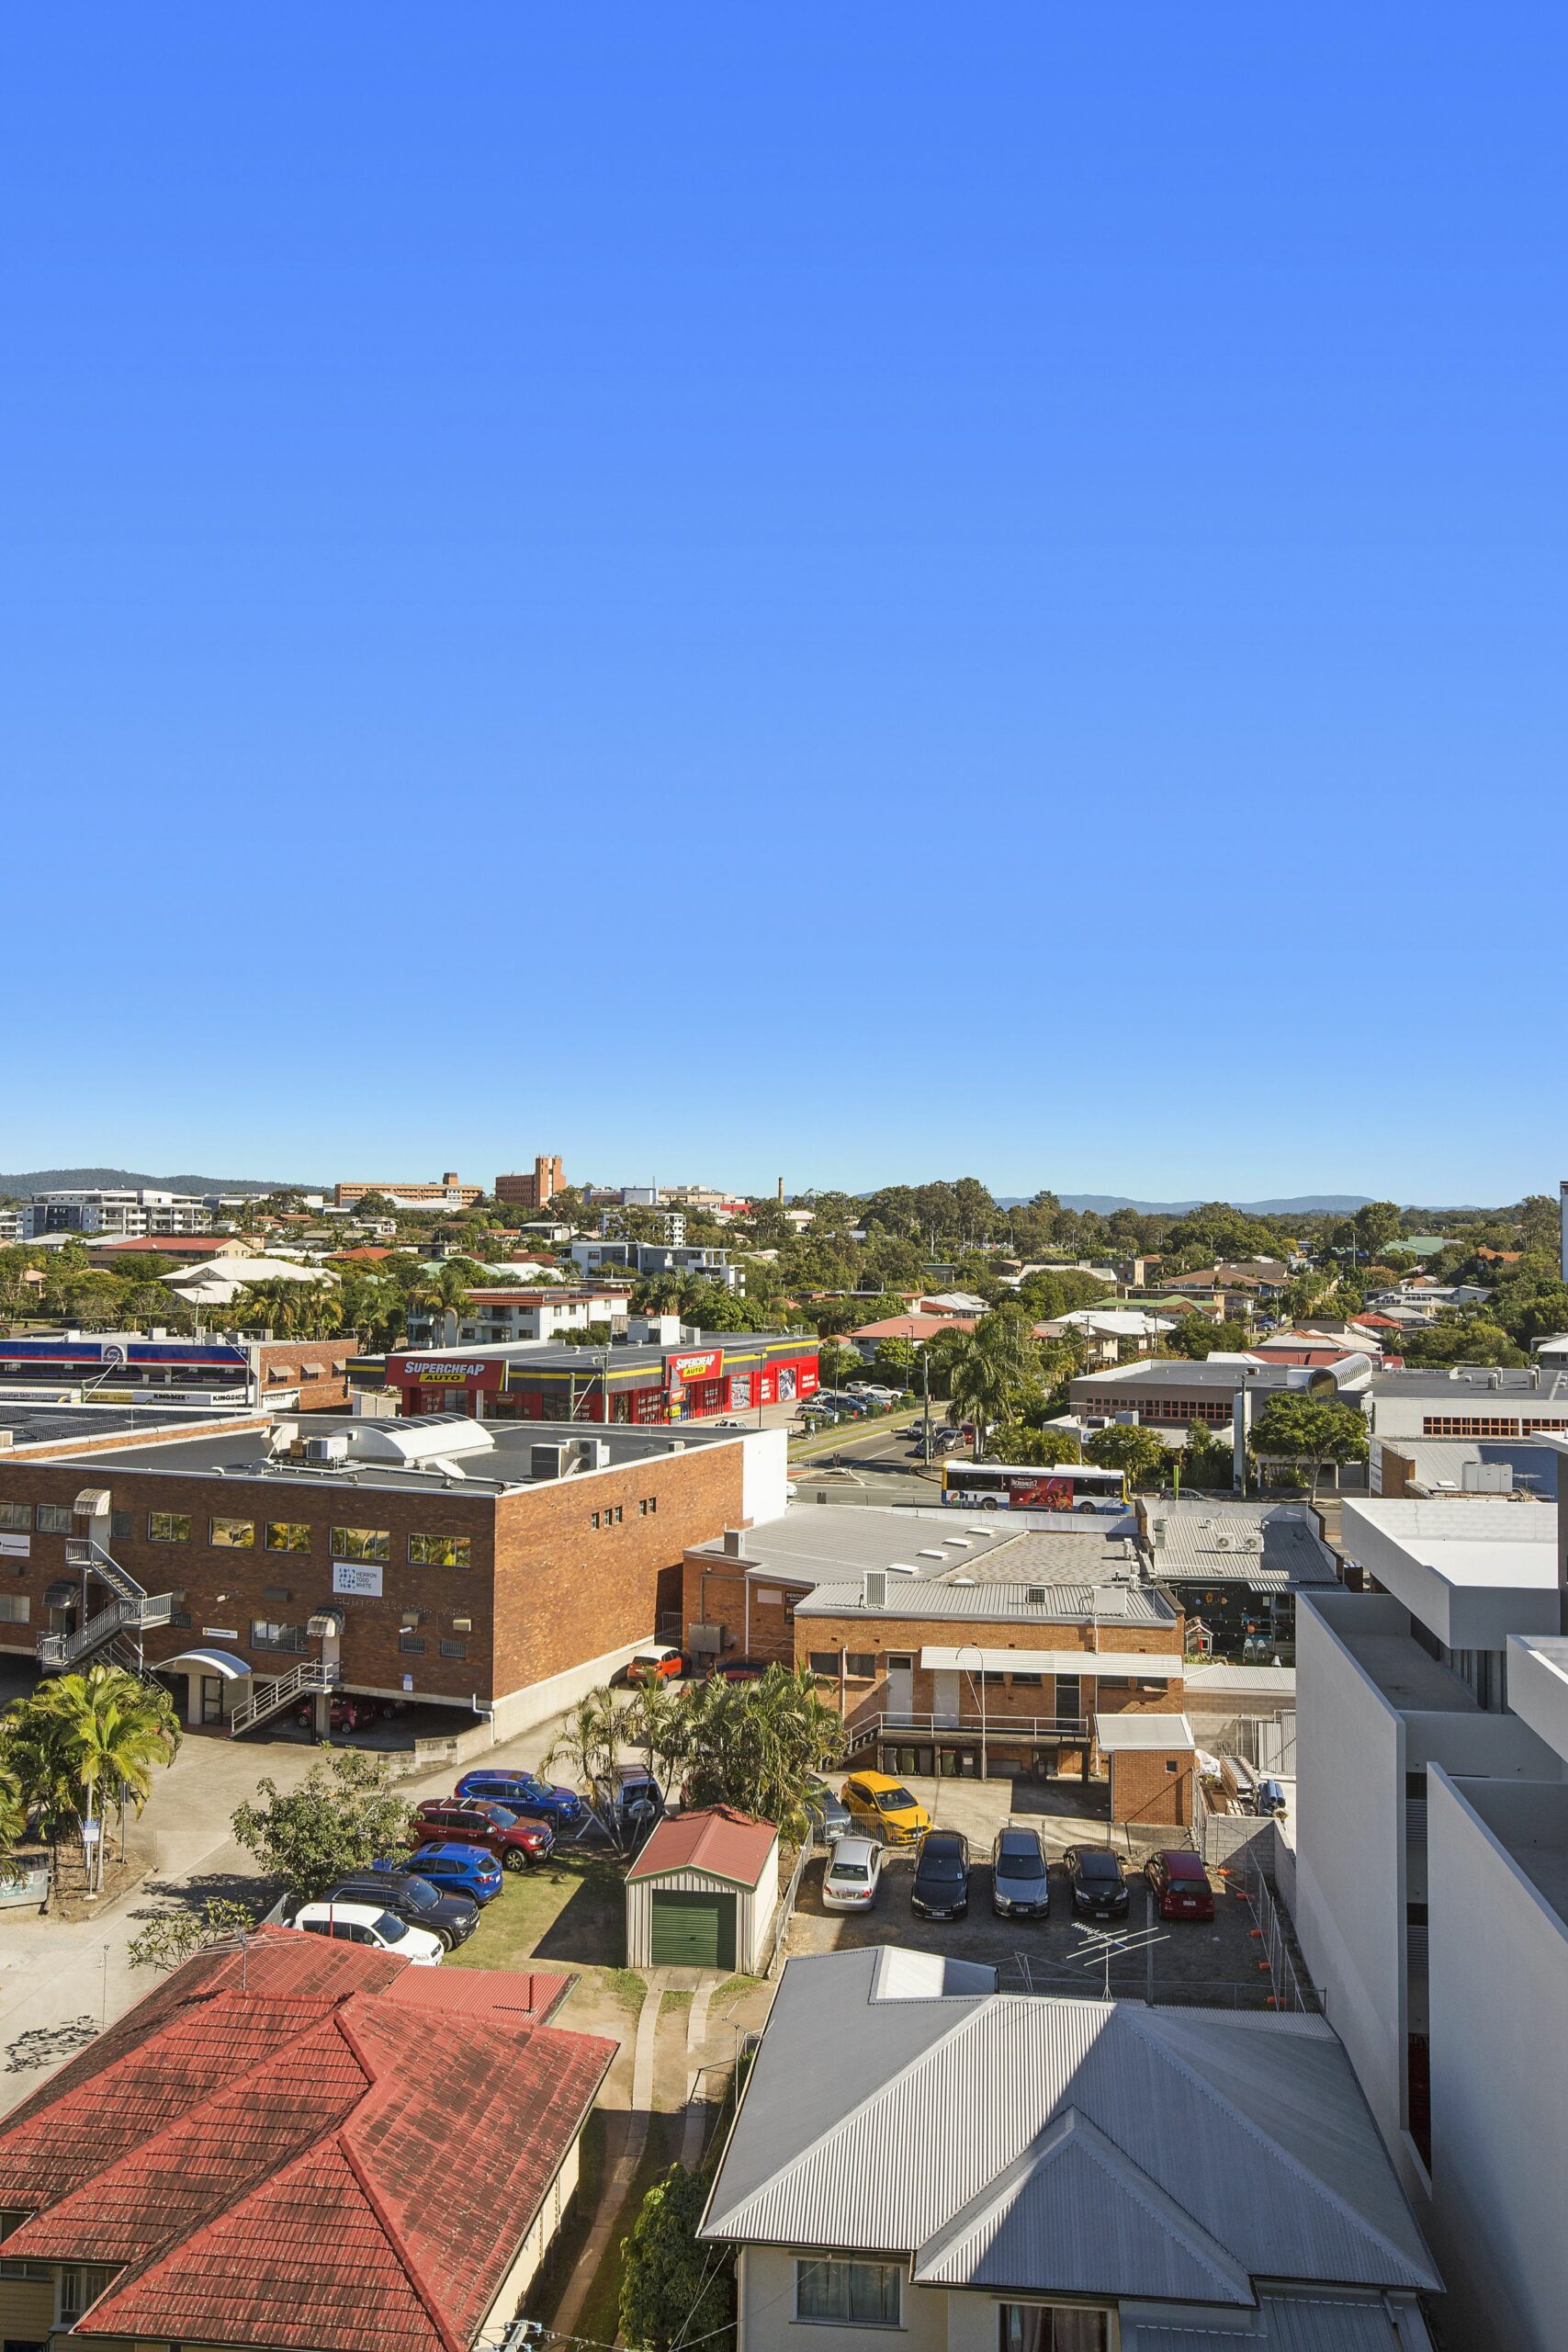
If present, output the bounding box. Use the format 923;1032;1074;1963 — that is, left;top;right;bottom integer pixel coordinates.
406;1798;553;1871
1145;1849;1215;1921
615;1648;688;1688
705;1656;767;1683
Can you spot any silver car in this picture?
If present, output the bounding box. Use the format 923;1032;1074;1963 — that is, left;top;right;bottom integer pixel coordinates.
991;1824;1051;1919
823;1837;883;1912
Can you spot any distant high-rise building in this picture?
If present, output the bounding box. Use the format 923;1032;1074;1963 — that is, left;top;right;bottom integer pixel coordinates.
496;1154;565;1211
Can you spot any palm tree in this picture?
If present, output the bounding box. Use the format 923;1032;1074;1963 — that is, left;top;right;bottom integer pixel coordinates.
14;1668;181;1891
945;1315;1041;1458
415;1261;476;1346
543;1687;622;1841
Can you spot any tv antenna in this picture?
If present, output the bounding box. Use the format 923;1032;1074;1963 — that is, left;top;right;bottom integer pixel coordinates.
1072;1917;1169;2000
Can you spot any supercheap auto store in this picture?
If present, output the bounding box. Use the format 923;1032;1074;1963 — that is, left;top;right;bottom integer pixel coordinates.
382;1334;819;1424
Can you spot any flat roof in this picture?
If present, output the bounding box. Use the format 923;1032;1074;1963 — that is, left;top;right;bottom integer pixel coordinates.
389;1329;808;1373
1073;1359;1291;1390
0;1401;260;1449
1371;1366;1568;1402
798;1577;1177;1627
690;1509;1157;1603
1342;1498;1558;1589
1093;1711;1194;1751
1145;1499;1341;1588
1331;1625;1479;1713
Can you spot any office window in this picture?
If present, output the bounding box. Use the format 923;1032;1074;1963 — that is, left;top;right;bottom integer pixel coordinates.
590;1511;600;1531
331;1527;390;1563
0;1503;28;1532
399;1632;426;1655
846;1653;877;1679
36;1503;73;1533
0;1596;28;1624
147;1511;191;1544
999;2303;1108;2352
807;1652;839;1677
111;1508;132;1540
1012;1671;1043;1689
440;1637;468;1659
795;2259;901;2327
265;1521;312;1554
409;1532;471;1567
251;1619;307;1652
209;1517;255;1549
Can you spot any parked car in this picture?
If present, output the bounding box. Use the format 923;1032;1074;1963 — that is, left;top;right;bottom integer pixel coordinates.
612;1646;688;1689
456;1770;587;1827
990;1825;1052;1918
292;1693;383;1734
1063;1845;1130;1920
705;1655;768;1683
931;1427;961;1449
910;1828;971;1921
290;1901;443;1964
843;1770;931;1847
406;1798;553;1871
1145;1849;1216;1922
323;1869;479;1949
389;1843;503;1905
607;1764;665;1837
822;1836;884;1912
806;1776;852;1844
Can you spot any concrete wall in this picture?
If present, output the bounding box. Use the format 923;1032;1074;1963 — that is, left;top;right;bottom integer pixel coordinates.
741;1429;789;1530
1294;1592;1410;2168
1427;1770;1568;2352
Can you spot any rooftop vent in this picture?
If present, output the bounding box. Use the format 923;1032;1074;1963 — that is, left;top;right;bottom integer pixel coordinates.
1025;1584;1049;1606
863;1569;887;1609
722;1529;745;1557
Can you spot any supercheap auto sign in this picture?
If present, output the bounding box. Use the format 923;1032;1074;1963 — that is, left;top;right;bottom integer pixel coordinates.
666;1348;723;1387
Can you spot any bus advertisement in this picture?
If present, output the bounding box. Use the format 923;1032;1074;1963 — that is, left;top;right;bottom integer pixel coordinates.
940;1461;1127;1513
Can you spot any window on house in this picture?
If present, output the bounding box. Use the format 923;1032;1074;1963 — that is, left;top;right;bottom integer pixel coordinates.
265;1521;312;1554
0;1503;28;1533
331;1527;390;1563
147;1512;191;1544
807;1652;839;1677
999;2302;1108;2352
1011;1671;1043;1688
795;2259;901;2328
111;1508;132;1540
36;1503;73;1533
440;1637;468;1659
251;1619;307;1652
846;1654;877;1679
409;1533;471;1567
209;1517;255;1548
57;2267;115;2324
590;1511;600;1531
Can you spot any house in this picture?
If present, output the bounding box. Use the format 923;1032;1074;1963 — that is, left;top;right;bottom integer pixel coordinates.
849;1312;975;1359
161;1254;338;1309
701;1944;1441;2351
625;1804;779;1970
0;1929;613;2352
404;1285;631;1347
1053;1307;1174;1366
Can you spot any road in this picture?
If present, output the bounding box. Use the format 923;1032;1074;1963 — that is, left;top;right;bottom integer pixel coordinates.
790;1414;950;1507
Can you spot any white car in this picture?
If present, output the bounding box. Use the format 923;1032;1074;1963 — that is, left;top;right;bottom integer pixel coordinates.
822;1836;884;1912
291;1901;445;1965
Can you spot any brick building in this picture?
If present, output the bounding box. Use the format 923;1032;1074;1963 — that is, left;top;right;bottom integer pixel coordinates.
682;1509;1185;1782
333;1172;483;1208
495;1155;565;1209
0;1332;359;1412
0;1412;787;1739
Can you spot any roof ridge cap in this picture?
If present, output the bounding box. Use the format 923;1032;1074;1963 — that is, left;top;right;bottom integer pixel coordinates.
1120;2009;1436;2283
333;2009;466;2352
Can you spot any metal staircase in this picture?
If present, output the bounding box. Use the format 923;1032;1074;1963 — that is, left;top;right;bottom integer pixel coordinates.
37;1538;174;1673
230;1657;340;1738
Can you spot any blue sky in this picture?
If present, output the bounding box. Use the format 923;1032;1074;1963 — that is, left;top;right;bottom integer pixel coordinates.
3;9;1564;1204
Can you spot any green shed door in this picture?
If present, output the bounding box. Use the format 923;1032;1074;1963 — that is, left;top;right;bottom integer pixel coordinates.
649;1888;737;1969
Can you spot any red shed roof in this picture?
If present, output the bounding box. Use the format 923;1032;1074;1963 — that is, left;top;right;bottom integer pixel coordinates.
0;1931;613;2352
626;1804;777;1886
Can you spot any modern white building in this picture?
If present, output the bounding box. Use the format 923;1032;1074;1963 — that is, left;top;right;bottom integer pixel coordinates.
25;1187;211;1238
568;1238;744;1294
404;1285;632;1347
1365;1364;1568;1445
1294;1486;1568;2350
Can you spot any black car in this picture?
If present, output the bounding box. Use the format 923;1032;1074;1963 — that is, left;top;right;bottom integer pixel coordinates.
910;1828;970;1921
323;1869;479;1950
1063;1845;1129;1921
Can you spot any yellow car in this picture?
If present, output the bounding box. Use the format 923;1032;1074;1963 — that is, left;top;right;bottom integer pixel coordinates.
842;1770;931;1847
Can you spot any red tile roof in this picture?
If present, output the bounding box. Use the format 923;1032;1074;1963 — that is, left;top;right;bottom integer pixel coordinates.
850;1313;974;1341
0;1931;614;2352
626;1804;777;1886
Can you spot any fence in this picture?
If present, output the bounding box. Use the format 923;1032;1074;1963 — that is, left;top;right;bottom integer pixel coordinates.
758;1837;814;1979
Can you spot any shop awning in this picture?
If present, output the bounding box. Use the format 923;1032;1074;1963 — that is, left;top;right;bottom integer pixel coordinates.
919;1645;1179;1681
44;1579;78;1609
307;1606;345;1637
161;1647;253;1681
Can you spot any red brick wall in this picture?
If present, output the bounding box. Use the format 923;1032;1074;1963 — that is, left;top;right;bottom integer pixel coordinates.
255;1342;359;1411
1110;1748;1193;1827
790;1611;1185;1721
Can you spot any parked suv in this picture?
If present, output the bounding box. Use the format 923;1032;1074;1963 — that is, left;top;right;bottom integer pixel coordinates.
407;1798;553;1871
389;1844;502;1905
322;1870;479;1950
291;1901;443;1964
910;1828;971;1921
455;1770;586;1828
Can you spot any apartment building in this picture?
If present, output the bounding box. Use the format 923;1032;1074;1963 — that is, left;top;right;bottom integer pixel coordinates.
333;1171;483;1208
0;1931;613;2352
701;1946;1442;2352
0;1410;787;1737
1293;1492;1568;2349
403;1285;632;1347
569;1237;744;1293
494;1153;565;1209
24;1187;210;1238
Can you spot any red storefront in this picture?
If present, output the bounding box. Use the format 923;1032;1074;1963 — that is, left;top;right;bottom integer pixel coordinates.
384;1339;819;1423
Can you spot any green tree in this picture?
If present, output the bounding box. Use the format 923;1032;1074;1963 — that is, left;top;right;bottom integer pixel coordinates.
7;1666;180;1890
544;1689;624;1838
989;1422;1081;1466
1394;1317;1527;1369
619;2163;733;2352
414;1260;477;1342
677;1666;845;1840
944;1312;1042;1455
815;1340;862;1390
1352;1201;1403;1260
231;1747;411;1902
1249;1393;1368;1498
1085;1422;1170;1488
1178;1421;1233;1489
1163;1317;1248;1361
129;1896;261;1973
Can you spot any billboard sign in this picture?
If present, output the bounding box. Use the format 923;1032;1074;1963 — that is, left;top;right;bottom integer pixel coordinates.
667;1349;723;1389
392;1356;505;1389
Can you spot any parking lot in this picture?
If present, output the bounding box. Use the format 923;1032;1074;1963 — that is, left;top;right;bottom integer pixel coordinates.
785;1771;1282;2007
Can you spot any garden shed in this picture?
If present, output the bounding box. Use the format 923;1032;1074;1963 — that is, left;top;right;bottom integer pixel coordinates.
625;1806;779;1973
1094;1710;1198;1827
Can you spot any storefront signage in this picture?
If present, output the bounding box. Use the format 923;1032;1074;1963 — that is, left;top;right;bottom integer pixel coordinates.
667;1349;723;1387
333;1560;384;1598
0;1535;28;1559
393;1357;505;1388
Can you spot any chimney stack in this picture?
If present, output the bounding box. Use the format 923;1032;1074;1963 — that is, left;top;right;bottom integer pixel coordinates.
777;1177;784;1202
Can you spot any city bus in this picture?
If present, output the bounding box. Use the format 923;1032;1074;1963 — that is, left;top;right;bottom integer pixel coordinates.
940;1460;1128;1513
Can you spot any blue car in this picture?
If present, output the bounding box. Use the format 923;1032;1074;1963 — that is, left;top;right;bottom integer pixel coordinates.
455;1770;586;1829
382;1843;503;1905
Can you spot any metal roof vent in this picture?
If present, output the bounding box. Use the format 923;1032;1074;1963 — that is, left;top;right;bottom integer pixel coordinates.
863;1569;886;1609
1026;1584;1049;1606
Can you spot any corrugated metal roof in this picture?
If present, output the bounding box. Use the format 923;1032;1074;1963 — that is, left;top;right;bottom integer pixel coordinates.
796;1579;1177;1627
1124;2291;1431;2350
1093;1712;1194;1751
1145;1501;1341;1587
703;1953;1439;2305
921;1646;1181;1679
626;1805;777;1886
1185;1662;1297;1694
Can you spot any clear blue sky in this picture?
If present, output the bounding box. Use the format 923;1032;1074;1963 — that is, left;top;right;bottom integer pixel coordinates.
4;9;1564;1204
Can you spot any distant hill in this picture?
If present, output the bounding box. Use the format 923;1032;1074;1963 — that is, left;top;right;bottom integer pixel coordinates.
996;1193;1379;1216
0;1168;316;1199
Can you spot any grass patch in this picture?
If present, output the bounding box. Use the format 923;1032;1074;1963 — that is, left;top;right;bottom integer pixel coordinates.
446;1853;625;1972
713;1974;762;2004
660;1987;694;2018
574;2111;685;2350
605;1967;649;2015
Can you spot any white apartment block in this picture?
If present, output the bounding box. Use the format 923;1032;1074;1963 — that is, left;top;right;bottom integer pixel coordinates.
25;1188;211;1238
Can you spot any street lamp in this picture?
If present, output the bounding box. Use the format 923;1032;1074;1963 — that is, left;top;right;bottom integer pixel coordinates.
955;1642;987;1781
